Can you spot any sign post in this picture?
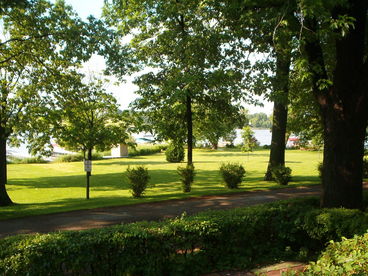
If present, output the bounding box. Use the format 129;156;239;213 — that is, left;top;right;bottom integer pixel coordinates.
84;160;92;199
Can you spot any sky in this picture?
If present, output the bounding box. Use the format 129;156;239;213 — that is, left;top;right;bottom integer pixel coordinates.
59;0;273;115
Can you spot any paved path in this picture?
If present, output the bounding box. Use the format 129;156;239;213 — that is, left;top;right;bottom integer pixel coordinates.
0;185;323;238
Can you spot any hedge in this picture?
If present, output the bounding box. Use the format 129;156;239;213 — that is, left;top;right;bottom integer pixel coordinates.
2;197;368;275
54;153;104;162
128;144;168;157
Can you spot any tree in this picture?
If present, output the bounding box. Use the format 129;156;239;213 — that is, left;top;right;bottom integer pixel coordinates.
194;103;246;149
223;130;238;147
298;0;368;208
231;0;368;208
221;0;295;180
287;70;323;150
248;113;272;129
0;0;99;206
241;125;258;152
103;0;245;165
52;77;129;199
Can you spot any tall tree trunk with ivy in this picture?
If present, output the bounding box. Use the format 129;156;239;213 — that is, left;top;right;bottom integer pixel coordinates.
264;40;292;180
186;95;193;165
304;0;368;209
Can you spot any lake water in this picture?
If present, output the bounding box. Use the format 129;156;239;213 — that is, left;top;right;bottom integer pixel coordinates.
8;128;272;157
234;128;271;146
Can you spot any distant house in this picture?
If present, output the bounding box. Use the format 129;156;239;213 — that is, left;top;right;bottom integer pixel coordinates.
111;143;128;157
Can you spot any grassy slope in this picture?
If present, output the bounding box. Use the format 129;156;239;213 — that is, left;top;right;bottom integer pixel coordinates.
1;149;322;220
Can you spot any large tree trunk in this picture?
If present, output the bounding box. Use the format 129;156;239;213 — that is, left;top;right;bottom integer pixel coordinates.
0;127;12;206
212;143;218;150
186;95;193;165
264;47;291;180
322;112;366;209
304;0;368;208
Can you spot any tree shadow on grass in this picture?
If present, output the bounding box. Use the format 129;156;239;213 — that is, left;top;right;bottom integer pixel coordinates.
195;152;270;158
2;169;321;220
94;160;170;166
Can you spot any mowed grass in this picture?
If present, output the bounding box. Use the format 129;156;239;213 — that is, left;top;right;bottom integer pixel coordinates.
1;149;322;220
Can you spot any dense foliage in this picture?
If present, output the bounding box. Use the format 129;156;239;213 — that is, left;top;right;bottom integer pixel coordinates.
128;144;168;157
248;113;272;129
304;233;368;275
0;0;103;206
2;197;368;275
7;156;48;164
165;142;185;163
363;158;368;178
54;153;104;163
177;164;195;192
271;165;292;185
241;126;258;152
219;162;246;189
125;166;151;198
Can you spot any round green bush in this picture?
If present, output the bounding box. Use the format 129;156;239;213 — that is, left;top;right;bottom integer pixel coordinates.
271;165;292;185
177;164;195;192
165;142;184;163
125;166;151;198
219;162;245;189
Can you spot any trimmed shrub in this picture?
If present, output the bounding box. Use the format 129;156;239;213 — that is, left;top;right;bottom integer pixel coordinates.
177;164;195;192
219;162;245;189
165;142;184;163
2;197;368;275
271;165;292;185
125;166;151;198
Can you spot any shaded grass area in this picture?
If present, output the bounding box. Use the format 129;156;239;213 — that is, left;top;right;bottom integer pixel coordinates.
1;149;322;220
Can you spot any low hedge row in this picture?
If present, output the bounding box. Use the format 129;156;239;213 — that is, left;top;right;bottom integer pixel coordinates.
54;153;104;162
7;156;48;164
128;144;167;157
1;197;368;275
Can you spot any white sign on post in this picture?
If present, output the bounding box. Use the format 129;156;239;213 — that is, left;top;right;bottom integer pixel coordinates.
84;160;92;172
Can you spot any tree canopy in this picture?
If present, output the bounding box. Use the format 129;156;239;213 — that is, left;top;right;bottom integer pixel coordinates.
104;0;246;164
0;0;109;206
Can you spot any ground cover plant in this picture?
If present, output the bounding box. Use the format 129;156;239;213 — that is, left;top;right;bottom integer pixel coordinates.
2;196;368;275
1;149;322;220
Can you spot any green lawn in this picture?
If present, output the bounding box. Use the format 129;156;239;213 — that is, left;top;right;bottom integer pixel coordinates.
1;149;322;220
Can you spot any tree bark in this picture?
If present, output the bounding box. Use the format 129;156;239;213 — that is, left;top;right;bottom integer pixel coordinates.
211;140;218;150
186;95;193;165
321;111;366;209
0;127;12;206
304;0;368;208
86;148;92;200
264;46;291;180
